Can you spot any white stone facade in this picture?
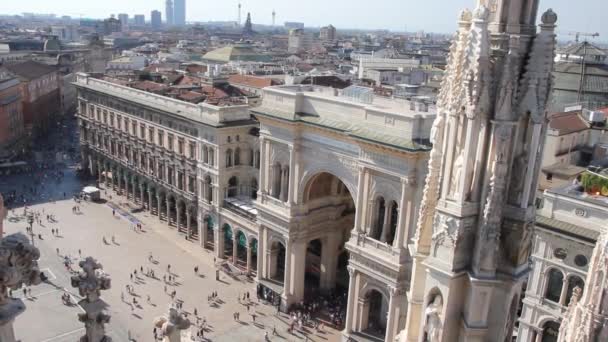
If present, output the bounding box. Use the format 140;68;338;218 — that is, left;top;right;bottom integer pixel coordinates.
75;73;437;342
402;2;558;341
517;186;605;342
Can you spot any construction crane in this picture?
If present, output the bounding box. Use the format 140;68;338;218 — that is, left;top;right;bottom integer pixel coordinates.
559;31;600;43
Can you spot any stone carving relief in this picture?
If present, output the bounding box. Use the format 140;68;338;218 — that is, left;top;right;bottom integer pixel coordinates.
0;233;42;341
423;293;443;342
71;257;112;342
154;305;191;342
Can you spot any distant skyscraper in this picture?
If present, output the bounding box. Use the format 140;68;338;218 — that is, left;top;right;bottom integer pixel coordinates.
320;24;336;42
133;14;145;26
173;0;186;26
272;10;276;27
117;13;128;30
165;0;174;26
151;10;162;30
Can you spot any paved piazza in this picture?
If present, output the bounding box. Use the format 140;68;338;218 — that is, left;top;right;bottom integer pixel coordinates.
1;166;341;342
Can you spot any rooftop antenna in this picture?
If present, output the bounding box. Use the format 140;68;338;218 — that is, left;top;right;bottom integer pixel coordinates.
238;3;242;26
272;9;276;27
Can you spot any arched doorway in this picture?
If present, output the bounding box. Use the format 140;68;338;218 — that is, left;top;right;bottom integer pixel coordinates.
292;172;356;318
236;230;248;268
305;239;322;291
205;216;214;250
168;195;177;226
364;289;388;338
250;239;258;273
228;176;238;197
269;240;286;283
223;224;233;259
541;321;560;342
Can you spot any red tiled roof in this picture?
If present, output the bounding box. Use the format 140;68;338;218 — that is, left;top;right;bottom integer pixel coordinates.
184;64;207;74
178;91;205;103
175;75;200;86
548;111;589;135
228;74;274;89
131;80;168;92
598;107;608;115
201;86;229;99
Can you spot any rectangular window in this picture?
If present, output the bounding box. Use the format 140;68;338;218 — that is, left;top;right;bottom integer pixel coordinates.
178;139;184;155
117;116;122;130
189;142;196;159
168;134;174;151
140;124;145;139
148;127;154;142
103;110;107;124
110;113;114;126
124;118;129;132
158;130;164;147
132;121;137;135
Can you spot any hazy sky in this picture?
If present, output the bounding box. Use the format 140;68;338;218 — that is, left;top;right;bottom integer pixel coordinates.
2;0;607;39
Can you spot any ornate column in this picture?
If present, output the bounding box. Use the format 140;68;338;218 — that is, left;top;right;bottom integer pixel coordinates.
166;197;171;225
559;277;569;306
186;210;191;236
394;176;414;249
232;235;238;265
199;215;206;247
0;233;42;342
176;201;182;231
246;245;252;275
280;167;289;202
385;287;398;342
71;257;112;342
214;227;223;259
157;194;162;220
343;267;357;336
153;305;191;342
379;204;391;242
132;178;137;202
287;145;296;204
281;240;292;305
148;188;153;213
175;200;183;231
353;166;366;233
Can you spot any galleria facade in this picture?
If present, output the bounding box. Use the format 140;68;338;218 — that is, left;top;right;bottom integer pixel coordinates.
75;74;435;341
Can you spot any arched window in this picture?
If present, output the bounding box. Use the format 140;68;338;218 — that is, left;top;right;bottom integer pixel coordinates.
544;269;564;303
249;148;255;166
565;275;585;306
226;149;233;167
251;178;258;199
234;147;241;166
228;176;238;197
372;197;385;240
541;321;560;342
272;163;281;199
203;146;208;164
388;201;399;245
205;176;213;202
209;148;215;166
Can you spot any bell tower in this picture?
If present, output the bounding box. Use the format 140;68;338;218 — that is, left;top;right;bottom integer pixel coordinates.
401;1;557;341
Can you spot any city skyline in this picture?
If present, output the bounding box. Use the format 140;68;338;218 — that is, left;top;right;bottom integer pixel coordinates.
1;0;607;39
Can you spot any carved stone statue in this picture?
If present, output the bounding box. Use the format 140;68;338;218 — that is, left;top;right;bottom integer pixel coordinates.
71;257;112;342
450;152;464;198
508;151;527;205
0;233;42;342
430;115;445;146
423;294;443;342
154;305;191;342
